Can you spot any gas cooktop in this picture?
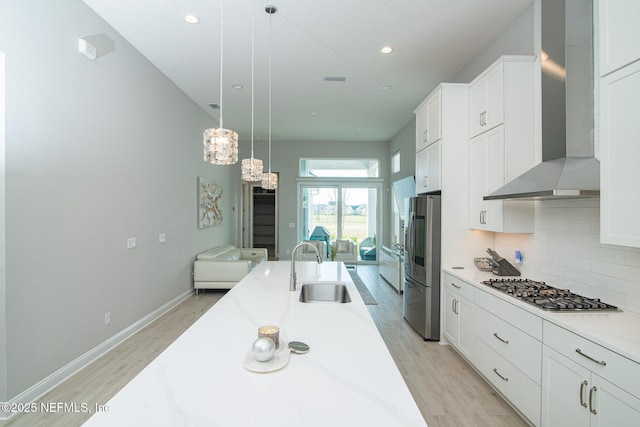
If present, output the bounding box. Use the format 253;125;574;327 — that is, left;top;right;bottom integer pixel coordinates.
482;278;620;312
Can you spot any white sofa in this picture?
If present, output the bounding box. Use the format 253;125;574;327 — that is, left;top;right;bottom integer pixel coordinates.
193;245;268;292
296;240;327;261
330;240;358;268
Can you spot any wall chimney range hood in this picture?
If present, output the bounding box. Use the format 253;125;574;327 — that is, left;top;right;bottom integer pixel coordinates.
484;0;599;201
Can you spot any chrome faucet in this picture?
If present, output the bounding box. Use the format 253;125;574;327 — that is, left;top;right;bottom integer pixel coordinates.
290;242;323;291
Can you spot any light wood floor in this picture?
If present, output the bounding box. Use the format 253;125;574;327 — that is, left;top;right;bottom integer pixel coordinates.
5;266;528;427
357;266;528;427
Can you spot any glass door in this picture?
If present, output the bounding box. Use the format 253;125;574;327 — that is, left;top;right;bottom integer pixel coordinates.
300;184;379;262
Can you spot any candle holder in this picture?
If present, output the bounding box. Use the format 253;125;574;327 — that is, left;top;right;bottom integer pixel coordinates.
258;325;280;349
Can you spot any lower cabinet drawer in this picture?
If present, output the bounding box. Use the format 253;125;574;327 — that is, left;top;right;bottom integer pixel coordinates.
475;337;541;426
543;321;640;399
475;306;542;384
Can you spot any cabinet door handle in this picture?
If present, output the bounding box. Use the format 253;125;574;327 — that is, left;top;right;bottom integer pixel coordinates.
575;348;607;366
423;130;428;142
493;332;509;344
479;112;483;126
493;368;508;382
452;299;456;313
589;386;597;415
579;380;588;408
451;282;461;289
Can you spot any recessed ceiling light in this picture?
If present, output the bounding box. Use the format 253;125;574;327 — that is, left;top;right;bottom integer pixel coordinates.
381;46;393;54
184;15;199;24
379;84;392;90
232;84;244;89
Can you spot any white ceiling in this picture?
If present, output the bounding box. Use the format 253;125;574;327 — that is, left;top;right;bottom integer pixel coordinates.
83;0;533;143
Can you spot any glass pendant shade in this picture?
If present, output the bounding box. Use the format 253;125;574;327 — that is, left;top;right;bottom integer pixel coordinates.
261;172;278;190
241;157;263;181
203;128;238;165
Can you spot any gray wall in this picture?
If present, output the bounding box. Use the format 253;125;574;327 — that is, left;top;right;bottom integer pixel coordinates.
454;2;536;83
0;0;237;400
386;118;415;245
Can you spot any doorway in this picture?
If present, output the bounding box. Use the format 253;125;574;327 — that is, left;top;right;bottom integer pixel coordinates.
299;183;380;263
242;183;278;259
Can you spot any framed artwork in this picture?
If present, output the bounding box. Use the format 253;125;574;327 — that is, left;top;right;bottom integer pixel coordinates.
198;177;223;228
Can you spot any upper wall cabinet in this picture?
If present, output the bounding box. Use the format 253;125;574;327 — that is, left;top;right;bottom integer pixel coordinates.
414;84;468;195
416;89;442;152
599;0;640;76
600;0;640;248
467;56;537;233
469;63;504;138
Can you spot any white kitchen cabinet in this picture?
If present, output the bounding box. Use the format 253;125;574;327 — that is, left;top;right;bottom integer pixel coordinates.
415;141;441;194
542;321;640;427
379;246;403;293
469;61;504;138
599;0;640;76
415;89;441;152
474;288;543;426
469;125;534;232
600;47;640;247
442;273;474;361
467;56;536;233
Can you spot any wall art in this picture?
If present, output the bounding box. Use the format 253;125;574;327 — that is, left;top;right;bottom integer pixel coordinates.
198;177;223;228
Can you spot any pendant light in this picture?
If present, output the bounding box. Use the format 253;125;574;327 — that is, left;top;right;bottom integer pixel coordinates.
261;4;278;190
203;0;239;165
241;0;264;181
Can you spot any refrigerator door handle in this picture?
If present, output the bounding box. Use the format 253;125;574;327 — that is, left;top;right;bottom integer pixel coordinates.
405;210;416;273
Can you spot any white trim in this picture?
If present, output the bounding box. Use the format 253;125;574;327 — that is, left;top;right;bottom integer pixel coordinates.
0;289;193;422
1;51;7;407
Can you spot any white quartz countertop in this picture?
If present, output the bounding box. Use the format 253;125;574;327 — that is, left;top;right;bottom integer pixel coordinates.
443;267;640;365
84;262;427;426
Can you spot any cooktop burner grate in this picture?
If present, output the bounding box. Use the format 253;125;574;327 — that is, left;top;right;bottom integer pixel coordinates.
482;278;620;311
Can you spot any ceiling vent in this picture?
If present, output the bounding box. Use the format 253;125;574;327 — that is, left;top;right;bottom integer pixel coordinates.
323;75;347;82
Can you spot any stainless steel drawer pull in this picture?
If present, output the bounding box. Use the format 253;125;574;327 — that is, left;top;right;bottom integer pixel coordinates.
580;380;588;408
493;368;508;382
451;282;461;289
589;386;597;415
493;332;509;344
575;348;607;366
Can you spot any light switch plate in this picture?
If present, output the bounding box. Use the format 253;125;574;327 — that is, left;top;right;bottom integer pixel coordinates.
127;238;136;249
159;233;166;243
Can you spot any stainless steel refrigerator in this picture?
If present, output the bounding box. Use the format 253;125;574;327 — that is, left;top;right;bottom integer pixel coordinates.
403;195;441;340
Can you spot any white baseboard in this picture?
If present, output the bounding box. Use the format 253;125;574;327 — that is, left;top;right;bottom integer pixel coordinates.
0;289;193;422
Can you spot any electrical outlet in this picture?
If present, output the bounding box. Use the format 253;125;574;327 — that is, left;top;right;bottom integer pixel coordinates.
127;238;136;249
104;312;111;325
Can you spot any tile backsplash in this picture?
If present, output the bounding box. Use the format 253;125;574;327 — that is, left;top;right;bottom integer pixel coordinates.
496;198;640;312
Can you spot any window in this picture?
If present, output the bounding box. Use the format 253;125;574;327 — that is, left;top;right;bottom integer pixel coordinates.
391;151;400;174
300;158;379;178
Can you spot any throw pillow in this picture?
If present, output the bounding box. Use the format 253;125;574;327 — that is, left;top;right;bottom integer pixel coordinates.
337;240;350;253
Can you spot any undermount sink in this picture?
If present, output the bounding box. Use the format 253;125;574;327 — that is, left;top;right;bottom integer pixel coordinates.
299;282;352;303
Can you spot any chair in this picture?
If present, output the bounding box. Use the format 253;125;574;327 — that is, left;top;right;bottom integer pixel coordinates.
330;240;358;268
359;237;377;261
296;240;326;261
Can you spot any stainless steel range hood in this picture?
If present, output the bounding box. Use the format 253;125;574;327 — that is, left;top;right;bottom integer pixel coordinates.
484;0;599;201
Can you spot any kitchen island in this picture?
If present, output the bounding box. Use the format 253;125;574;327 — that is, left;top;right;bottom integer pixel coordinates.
83;261;427;426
